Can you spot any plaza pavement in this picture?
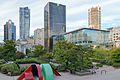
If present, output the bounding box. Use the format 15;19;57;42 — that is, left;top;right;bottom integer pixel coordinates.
0;66;120;80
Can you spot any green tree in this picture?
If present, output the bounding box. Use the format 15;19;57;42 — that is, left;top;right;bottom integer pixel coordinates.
2;40;16;60
53;41;75;70
111;48;120;63
33;45;47;57
72;45;93;70
26;49;31;55
92;48;109;60
0;47;3;59
53;41;94;71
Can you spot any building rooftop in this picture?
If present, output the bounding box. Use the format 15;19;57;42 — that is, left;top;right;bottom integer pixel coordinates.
65;28;109;35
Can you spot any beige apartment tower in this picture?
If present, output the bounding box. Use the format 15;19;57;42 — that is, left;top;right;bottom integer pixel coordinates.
88;7;101;30
109;27;120;47
34;28;44;46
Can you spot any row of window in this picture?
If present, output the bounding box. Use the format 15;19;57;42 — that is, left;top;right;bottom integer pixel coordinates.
73;41;93;44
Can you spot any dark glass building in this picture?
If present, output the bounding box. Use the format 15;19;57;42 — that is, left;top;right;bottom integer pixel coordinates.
44;2;66;50
4;20;16;41
19;7;30;39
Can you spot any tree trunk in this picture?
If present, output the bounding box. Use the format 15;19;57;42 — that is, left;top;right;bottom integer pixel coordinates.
81;55;84;70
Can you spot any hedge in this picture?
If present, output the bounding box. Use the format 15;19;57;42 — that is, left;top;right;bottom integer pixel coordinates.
96;64;103;67
113;63;120;68
50;64;66;72
14;58;48;64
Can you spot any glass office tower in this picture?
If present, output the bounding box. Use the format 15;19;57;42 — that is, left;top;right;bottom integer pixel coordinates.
4;20;16;41
44;2;66;50
53;28;110;47
19;7;30;39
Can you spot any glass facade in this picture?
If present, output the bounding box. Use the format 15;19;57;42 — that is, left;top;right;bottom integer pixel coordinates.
53;28;110;47
4;20;16;41
44;2;66;50
19;7;30;39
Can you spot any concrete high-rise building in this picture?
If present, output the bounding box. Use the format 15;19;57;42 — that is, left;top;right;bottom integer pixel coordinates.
19;7;30;39
4;20;16;41
88;7;101;30
109;27;120;47
44;2;66;50
34;28;44;46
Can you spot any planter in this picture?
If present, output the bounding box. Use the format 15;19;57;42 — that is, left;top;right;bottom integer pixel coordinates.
70;69;75;74
70;69;96;76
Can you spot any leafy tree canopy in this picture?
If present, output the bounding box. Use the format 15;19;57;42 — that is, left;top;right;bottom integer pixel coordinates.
33;45;47;57
53;41;93;70
111;48;120;63
2;40;17;60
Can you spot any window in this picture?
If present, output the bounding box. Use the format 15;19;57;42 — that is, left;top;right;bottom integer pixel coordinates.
88;41;92;43
75;42;77;44
78;41;82;43
83;41;87;43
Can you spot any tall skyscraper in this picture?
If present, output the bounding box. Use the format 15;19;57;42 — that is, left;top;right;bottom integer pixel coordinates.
88;7;101;30
19;7;30;39
34;28;44;46
44;2;66;50
4;20;16;41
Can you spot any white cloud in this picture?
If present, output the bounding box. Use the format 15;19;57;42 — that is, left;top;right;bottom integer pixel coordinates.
0;0;120;42
67;20;87;28
102;15;120;23
66;19;88;32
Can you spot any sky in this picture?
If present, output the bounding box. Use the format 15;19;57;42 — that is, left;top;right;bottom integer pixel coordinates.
0;0;120;42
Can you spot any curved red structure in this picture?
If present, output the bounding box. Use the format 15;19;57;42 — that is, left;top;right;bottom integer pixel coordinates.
51;65;61;76
36;65;43;80
17;65;33;80
17;64;61;80
25;72;33;80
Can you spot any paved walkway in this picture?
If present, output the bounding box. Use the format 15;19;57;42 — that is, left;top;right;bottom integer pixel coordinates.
0;66;120;80
0;73;18;80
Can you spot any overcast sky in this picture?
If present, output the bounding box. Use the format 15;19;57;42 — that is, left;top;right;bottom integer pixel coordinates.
0;0;120;42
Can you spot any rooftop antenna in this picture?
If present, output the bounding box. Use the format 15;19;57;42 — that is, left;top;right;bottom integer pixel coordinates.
57;0;60;7
57;3;60;7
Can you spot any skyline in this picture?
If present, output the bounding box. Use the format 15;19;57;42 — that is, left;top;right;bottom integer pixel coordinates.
0;0;120;42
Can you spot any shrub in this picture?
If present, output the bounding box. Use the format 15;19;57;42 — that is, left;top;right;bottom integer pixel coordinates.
100;60;107;64
1;66;7;74
20;67;26;73
15;51;25;59
12;70;21;75
96;64;103;67
27;52;36;58
56;65;66;72
0;59;6;64
50;64;66;72
113;63;120;68
0;63;21;76
50;64;57;70
111;48;120;63
0;64;4;70
106;60;113;66
20;66;28;73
